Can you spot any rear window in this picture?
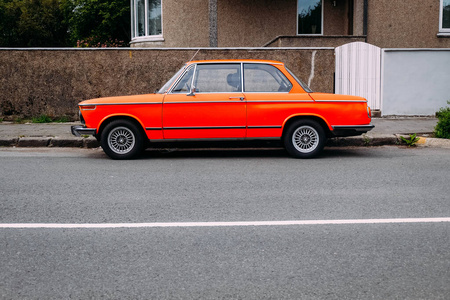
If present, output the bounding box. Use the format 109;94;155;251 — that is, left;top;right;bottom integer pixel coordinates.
243;64;292;93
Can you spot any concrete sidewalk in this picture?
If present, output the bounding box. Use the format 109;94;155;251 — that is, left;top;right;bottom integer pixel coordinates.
0;117;449;148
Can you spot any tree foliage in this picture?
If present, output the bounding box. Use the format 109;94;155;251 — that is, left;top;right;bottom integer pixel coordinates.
0;0;130;47
66;0;130;47
0;0;70;47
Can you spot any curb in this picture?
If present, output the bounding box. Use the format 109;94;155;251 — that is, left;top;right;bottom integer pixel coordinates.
1;135;449;149
0;137;99;148
415;136;450;149
326;134;399;147
395;134;450;149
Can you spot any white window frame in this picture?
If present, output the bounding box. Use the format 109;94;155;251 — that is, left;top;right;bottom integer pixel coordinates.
297;0;324;36
440;0;450;34
131;0;164;42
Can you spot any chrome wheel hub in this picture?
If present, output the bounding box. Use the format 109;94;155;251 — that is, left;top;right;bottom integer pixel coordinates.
108;126;135;154
292;125;319;153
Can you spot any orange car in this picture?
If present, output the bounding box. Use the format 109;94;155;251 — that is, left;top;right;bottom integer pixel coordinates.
71;60;373;159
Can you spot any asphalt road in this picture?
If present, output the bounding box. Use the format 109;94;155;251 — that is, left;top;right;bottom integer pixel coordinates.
1;146;449;299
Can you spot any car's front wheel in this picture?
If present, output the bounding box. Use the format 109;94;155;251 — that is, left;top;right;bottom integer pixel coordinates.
283;119;327;158
100;119;145;160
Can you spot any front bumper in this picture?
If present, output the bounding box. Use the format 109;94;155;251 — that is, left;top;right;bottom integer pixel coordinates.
331;125;375;137
71;125;97;137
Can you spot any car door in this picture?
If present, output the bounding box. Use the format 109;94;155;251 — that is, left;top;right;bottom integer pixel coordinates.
163;63;246;139
243;63;314;138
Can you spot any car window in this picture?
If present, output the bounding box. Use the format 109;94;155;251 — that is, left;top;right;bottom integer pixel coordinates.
158;65;187;94
171;65;195;93
285;66;313;93
244;64;293;93
194;64;241;93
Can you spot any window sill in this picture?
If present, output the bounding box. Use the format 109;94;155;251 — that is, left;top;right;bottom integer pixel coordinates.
130;36;165;43
296;34;324;36
437;32;450;37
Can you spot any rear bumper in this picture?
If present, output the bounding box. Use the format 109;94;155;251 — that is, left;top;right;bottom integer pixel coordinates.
71;125;97;137
331;125;375;137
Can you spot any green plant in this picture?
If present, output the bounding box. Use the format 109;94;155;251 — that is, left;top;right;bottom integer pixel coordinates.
32;115;53;123
400;133;420;147
363;134;370;146
76;36;126;48
54;116;70;123
434;101;450;139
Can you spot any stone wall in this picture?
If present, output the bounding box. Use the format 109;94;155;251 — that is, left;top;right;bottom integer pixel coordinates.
0;48;335;120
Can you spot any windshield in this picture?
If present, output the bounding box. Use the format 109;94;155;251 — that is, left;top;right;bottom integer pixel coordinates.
157;65;187;94
285;66;313;93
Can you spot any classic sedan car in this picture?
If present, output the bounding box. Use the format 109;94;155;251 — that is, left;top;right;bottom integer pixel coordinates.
71;59;374;159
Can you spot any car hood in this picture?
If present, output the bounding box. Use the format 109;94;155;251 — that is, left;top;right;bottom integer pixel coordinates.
79;93;164;105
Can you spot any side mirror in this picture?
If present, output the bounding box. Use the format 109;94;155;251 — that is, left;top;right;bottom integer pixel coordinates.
187;86;196;96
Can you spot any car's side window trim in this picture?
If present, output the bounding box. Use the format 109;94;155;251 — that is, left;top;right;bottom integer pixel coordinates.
285;66;313;93
168;62;298;95
243;63;293;93
189;64;198;94
240;63;244;93
158;65;187;94
192;63;242;94
168;64;196;94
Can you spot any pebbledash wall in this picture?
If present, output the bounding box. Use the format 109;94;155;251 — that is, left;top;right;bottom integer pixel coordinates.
0;48;334;120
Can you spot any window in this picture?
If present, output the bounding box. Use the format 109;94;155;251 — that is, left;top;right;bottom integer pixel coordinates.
440;0;450;33
171;66;195;93
131;0;162;40
158;65;187;93
297;0;322;35
194;64;241;93
244;64;292;93
286;67;313;93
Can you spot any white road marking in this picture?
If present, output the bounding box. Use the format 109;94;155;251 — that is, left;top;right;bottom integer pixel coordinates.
1;218;450;229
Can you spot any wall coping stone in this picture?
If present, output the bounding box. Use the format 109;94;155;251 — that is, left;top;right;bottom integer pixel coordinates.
0;47;335;51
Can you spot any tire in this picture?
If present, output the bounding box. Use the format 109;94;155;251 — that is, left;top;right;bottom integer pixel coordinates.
283;119;327;158
100;119;145;160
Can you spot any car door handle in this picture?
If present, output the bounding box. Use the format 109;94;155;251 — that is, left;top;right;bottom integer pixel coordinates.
229;97;245;101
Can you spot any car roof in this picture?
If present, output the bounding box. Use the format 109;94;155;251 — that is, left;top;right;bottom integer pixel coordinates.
187;59;284;66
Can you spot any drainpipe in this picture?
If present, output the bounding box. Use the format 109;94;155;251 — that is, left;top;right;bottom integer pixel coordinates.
209;0;218;47
363;0;368;36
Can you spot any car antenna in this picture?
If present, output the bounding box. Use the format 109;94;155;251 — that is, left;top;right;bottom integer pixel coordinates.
188;48;201;63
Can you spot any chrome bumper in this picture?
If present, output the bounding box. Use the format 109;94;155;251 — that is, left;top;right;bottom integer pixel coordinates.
71;125;96;137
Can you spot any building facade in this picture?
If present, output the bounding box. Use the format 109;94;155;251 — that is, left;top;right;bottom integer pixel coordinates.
130;0;450;48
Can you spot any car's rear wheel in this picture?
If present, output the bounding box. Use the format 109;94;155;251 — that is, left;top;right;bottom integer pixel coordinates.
100;119;144;160
283;119;327;158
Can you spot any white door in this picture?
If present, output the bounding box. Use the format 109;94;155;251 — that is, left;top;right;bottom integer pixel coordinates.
335;42;381;110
